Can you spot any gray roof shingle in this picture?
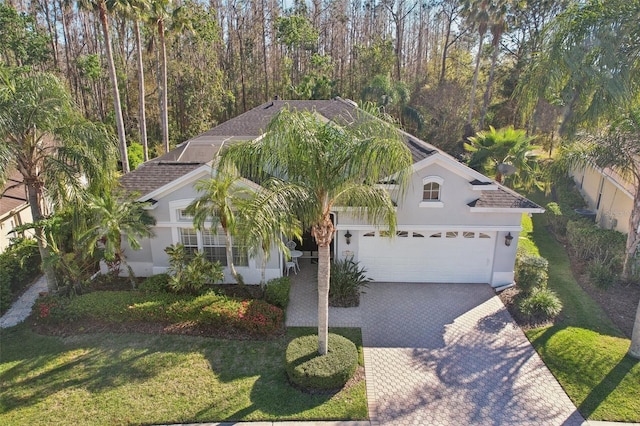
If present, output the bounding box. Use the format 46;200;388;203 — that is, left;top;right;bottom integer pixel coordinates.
468;187;542;210
121;98;538;213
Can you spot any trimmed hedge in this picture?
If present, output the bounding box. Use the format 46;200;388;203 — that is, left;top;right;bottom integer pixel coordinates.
285;333;358;390
515;252;549;293
138;273;171;293
264;277;291;309
0;238;41;314
37;290;284;336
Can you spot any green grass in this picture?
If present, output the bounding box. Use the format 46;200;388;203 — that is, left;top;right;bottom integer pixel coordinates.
0;325;366;425
523;193;640;422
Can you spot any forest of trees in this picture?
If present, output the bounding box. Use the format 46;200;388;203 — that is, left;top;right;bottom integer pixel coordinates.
0;0;575;161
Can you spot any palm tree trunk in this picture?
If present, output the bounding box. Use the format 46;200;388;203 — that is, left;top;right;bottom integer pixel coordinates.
317;242;330;355
313;219;334;355
467;30;486;130
479;33;501;130
622;186;640;279
158;18;170;153
25;180;57;292
630;301;640;358
225;229;239;283
133;19;149;162
98;3;130;173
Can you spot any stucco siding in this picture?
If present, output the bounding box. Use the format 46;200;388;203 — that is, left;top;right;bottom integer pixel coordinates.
572;165;634;233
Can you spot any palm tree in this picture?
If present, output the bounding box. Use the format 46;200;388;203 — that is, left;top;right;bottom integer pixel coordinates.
148;0;172;153
554;107;640;358
465;125;540;189
82;190;156;276
462;0;490;136
185;165;252;284
120;0;150;162
78;0;130;172
222;106;412;355
236;179;303;287
515;0;639;137
478;7;508;130
0;70;117;292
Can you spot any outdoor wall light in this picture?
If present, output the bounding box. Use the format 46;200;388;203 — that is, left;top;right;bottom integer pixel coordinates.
344;230;352;245
505;232;513;247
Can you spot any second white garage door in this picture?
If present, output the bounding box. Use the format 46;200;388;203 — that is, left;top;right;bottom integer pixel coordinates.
356;230;495;283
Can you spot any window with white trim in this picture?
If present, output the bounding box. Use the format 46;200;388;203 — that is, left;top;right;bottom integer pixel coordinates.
423;182;441;200
179;227;248;266
179;228;198;257
420;176;444;207
178;209;194;221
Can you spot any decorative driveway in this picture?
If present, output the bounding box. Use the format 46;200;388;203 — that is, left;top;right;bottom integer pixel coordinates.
287;261;584;426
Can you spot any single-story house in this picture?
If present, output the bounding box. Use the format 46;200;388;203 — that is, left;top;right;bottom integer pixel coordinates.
119;98;543;287
570;164;635;233
0;172;33;253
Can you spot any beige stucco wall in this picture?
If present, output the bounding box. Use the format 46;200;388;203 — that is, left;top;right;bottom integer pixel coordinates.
0;204;34;253
571;165;634;234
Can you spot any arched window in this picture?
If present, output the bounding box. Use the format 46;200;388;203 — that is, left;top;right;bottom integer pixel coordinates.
423;181;441;200
420;176;444;207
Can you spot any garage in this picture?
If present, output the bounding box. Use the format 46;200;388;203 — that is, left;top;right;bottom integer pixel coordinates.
356;229;496;283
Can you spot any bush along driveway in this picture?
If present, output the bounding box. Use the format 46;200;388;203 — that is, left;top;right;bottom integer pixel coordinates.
525;210;640;422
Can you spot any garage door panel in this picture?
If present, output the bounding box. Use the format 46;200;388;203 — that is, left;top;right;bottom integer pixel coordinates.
357;231;495;283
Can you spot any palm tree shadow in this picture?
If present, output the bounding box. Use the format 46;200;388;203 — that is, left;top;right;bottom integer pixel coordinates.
578;355;639;418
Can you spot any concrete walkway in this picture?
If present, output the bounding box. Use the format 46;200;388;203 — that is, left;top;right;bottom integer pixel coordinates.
287;259;585;426
0;275;47;328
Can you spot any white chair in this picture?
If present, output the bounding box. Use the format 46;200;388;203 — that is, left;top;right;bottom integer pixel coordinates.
286;240;300;271
285;261;297;275
285;240;297;250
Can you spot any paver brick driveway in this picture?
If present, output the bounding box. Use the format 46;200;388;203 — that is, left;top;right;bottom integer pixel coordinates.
286;265;584;425
360;282;584;425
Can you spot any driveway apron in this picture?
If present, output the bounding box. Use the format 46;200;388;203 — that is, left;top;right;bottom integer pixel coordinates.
287;264;584;426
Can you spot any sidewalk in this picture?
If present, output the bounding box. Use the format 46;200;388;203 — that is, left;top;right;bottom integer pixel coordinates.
0;275;47;328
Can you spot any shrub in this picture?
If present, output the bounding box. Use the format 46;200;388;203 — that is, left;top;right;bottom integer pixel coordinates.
37;290;284;336
587;259;618;290
515;253;549;293
165;244;224;294
518;287;563;321
545;202;568;237
264;277;291;309
329;258;370;307
565;220;625;266
285;333;358;390
234;299;284;334
0;238;41;314
138;273;171;293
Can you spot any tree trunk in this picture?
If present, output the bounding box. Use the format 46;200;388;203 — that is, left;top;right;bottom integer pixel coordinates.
225;228;239;283
467;30;486;128
479;32;501;130
158;18;170;154
622;185;640;279
313;219;334;355
25;179;57;293
133;19;149;162
98;3;130;173
630;301;640;358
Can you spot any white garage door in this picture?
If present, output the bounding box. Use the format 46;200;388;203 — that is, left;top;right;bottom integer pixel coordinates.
357;230;495;283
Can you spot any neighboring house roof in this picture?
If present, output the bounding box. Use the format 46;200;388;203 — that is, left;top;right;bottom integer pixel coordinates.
121;97;541;212
0;172;29;220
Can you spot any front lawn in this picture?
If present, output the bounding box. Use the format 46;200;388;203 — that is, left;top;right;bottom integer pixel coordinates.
524;201;640;422
0;325;367;425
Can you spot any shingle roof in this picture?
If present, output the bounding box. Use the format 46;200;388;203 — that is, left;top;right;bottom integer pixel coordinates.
119;162;203;196
121;98;537;213
468;187;542;210
1;171;29;218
